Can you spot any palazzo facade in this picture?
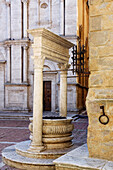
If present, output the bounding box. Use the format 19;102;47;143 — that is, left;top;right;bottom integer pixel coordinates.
0;0;77;113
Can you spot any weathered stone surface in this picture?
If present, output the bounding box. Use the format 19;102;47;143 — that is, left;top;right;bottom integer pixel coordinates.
90;16;101;31
2;145;55;170
89;31;109;47
54;144;113;170
90;2;113;17
87;0;113;161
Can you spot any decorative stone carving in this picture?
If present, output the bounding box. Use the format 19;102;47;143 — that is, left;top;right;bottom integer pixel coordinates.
41;3;48;9
29;117;74;149
58;63;70;71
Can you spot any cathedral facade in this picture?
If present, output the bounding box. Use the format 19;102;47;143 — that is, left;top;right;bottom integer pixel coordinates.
0;0;77;113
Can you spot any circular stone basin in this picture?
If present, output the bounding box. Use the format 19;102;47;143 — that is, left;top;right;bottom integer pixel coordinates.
29;116;74;149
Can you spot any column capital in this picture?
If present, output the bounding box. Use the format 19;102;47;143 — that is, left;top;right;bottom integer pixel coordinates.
5;0;11;6
23;45;29;50
4;45;11;50
33;56;45;70
58;63;70;71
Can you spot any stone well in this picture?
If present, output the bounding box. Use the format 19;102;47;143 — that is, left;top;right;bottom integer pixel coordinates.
29;117;74;149
2;29;75;169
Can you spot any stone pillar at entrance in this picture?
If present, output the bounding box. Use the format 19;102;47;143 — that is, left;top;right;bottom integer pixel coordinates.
58;63;70;117
29;56;45;152
86;0;113;161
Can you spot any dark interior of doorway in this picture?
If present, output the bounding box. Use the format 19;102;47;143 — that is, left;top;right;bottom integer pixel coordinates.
43;81;51;111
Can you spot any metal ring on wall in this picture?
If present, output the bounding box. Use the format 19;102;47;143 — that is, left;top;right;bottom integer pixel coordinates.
99;114;109;125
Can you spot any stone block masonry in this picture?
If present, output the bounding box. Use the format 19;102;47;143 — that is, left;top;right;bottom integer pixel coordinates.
86;0;113;160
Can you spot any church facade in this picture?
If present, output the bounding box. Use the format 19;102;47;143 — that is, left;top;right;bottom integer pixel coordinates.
0;0;77;113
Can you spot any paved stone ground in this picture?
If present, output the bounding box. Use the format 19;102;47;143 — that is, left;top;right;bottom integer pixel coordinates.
0;114;88;170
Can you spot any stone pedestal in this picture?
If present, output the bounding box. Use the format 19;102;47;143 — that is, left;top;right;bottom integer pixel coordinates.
86;0;113;161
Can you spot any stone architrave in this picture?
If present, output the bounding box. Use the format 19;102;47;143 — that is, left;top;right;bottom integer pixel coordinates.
58;63;70;117
27;28;74;153
86;0;113;161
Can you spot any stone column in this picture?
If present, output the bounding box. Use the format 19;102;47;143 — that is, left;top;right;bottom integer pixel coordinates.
29;56;45;152
7;46;11;82
6;0;11;39
22;0;28;38
86;0;113;161
58;63;69;117
60;0;64;35
23;45;28;82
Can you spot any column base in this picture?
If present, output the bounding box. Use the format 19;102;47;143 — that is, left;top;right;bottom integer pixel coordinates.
28;143;46;153
59;113;67;117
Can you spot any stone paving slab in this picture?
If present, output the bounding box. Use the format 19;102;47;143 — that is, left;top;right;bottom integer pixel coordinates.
54;144;113;170
0;116;88;169
0;120;30;127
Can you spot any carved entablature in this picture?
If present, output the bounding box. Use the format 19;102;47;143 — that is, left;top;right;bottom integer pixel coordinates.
28;28;74;64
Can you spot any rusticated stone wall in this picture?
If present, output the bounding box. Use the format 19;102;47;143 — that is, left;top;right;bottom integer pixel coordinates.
86;0;113;160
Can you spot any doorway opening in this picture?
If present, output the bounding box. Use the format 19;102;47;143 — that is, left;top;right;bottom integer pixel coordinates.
43;81;51;111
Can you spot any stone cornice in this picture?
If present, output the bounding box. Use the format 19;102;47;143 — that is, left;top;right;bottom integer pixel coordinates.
28;28;74;64
27;28;74;49
3;39;32;47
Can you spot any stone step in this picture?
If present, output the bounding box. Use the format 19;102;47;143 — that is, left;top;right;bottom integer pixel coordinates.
2;145;55;170
0;114;32;120
2;141;78;170
53;144;113;170
15;140;77;159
